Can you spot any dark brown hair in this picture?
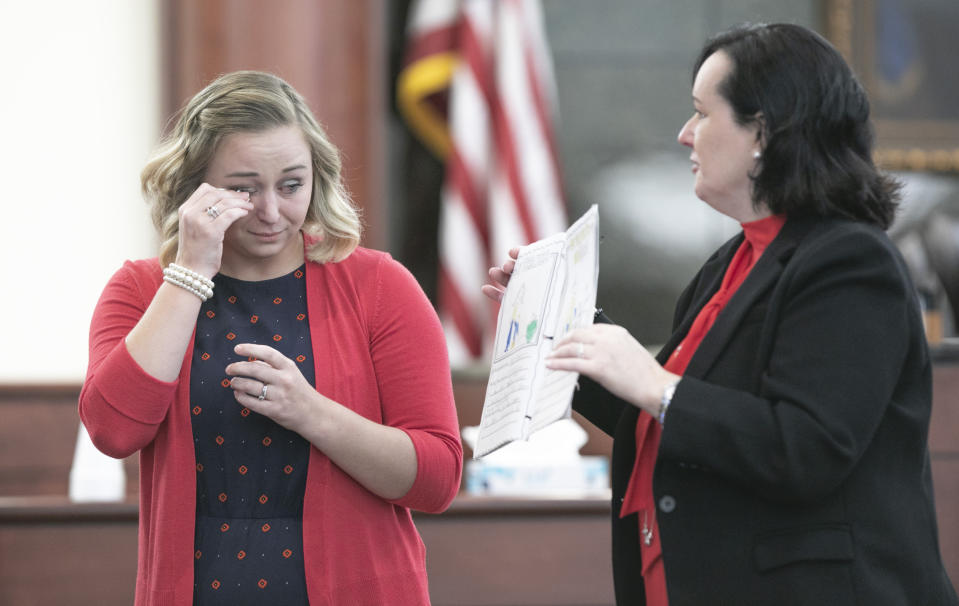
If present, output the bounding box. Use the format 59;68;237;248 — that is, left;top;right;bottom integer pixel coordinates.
694;23;900;229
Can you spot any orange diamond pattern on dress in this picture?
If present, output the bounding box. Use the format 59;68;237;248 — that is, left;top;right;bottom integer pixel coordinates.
190;265;312;602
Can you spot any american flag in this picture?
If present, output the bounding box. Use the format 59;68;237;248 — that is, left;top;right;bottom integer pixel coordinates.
398;0;567;365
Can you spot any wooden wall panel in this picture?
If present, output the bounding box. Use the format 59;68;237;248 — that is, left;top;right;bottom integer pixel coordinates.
0;497;613;606
0;386;138;499
0;498;138;606
0;360;955;603
164;0;387;250
417;498;614;606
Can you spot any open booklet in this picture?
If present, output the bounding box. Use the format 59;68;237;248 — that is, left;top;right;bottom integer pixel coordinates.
474;205;599;458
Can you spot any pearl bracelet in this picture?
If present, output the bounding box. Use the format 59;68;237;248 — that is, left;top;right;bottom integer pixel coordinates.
163;263;214;302
168;263;214;290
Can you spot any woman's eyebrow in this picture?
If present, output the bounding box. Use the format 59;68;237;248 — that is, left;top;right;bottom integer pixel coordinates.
226;165;308;178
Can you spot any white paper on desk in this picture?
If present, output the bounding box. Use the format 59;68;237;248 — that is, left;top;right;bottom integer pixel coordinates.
474;204;599;458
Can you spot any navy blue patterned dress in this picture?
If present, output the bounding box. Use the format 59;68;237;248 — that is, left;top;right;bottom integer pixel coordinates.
190;265;313;605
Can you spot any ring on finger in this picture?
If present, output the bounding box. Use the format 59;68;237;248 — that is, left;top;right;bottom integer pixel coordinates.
258;384;269;401
206;205;220;219
577;342;585;358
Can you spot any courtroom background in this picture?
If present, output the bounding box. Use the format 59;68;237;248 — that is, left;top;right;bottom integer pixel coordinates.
1;1;957;605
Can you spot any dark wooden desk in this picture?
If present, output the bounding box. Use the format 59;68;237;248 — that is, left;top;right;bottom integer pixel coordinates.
417;496;614;606
0;495;614;606
1;351;956;605
0;496;139;606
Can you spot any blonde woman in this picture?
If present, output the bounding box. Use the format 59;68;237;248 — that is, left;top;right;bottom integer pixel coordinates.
80;71;462;605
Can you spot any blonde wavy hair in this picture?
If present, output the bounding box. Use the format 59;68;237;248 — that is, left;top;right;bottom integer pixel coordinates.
142;70;361;266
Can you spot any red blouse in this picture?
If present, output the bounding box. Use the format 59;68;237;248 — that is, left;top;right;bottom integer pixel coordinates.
620;214;786;605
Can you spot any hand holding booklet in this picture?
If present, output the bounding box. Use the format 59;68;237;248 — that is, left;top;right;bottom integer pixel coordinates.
474;205;600;458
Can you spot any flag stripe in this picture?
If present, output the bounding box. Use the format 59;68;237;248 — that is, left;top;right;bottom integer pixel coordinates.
400;0;567;364
447;148;491;252
523;43;566;208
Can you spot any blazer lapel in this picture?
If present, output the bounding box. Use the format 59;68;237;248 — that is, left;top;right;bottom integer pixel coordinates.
655;236;742;365
682;217;813;379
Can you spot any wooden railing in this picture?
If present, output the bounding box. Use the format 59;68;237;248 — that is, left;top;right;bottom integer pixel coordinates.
2;351;957;606
0;376;615;606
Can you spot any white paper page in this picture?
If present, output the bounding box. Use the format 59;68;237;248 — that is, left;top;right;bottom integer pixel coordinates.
474;235;564;458
528;205;600;433
474;205;599;458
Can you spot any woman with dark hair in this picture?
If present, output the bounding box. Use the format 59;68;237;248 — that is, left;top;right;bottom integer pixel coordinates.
81;71;462;605
485;23;957;605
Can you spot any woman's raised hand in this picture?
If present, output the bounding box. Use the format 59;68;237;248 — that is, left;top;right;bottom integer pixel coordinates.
175;183;253;277
481;247;521;302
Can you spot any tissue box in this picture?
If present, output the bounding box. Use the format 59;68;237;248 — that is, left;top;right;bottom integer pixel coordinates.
465;456;610;497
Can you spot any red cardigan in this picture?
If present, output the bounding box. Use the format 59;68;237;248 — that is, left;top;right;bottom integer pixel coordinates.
79;246;463;606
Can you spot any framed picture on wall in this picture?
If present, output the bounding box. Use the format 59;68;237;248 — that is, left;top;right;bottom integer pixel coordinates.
825;0;959;172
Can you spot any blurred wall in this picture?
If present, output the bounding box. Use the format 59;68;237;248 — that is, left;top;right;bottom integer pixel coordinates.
0;0;160;383
544;0;819;344
388;1;823;345
4;0;957;383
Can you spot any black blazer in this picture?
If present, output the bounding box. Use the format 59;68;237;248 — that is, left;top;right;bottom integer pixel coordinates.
574;217;958;605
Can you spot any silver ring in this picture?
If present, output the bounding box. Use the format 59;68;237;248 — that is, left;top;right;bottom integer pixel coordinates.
258;384;268;401
206;205;220;219
577;342;585;358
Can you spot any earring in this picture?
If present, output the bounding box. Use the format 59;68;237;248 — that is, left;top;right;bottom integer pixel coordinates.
753;150;761;159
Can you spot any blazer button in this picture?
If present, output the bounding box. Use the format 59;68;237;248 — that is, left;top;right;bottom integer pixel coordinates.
658;495;676;513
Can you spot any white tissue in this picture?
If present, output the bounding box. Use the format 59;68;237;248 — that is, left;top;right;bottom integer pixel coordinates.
68;423;126;502
462;419;609;497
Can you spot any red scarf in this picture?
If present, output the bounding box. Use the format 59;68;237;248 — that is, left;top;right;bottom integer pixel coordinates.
619;214;786;605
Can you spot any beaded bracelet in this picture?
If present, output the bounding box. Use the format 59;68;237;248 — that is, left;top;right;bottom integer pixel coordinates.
163;263;214;301
168;263;214;290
